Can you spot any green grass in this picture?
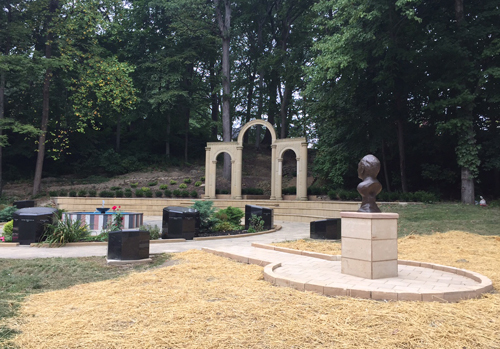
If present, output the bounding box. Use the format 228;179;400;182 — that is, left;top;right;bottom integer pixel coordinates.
380;202;500;237
0;254;171;344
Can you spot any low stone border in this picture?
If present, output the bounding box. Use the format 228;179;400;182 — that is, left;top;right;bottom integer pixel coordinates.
0;242;19;247
193;225;281;241
106;258;153;266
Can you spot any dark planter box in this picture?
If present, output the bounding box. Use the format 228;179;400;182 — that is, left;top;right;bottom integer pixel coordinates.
12;207;57;245
107;230;150;260
245;205;274;230
162;206;200;240
310;219;341;240
13;200;35;209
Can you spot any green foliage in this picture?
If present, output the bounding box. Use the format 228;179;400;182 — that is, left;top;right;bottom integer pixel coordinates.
190;190;198;198
215;206;244;226
328;189;360;201
179;183;187;189
99;190;114;198
164;189;172;197
170;180;177;185
200;177;205;182
194;181;202;187
241;188;263;195
58;189;68;197
180;190;189;198
148;182;157;186
282;186;296;195
0;207;18;222
145;190;153;198
159;184;169;190
183;178;191;184
49;191;58;197
212;221;238;233
69;190;77;197
115;190;124;198
43;217;91;246
77;190;87;197
135;189;144;197
155;191;163;197
2;220;14;242
172;189;181;197
308;186;327;195
130;183;138;188
88;189;97;197
110;186;122;191
124;190;132;198
248;214;264;233
190;201;217;232
140;224;161;240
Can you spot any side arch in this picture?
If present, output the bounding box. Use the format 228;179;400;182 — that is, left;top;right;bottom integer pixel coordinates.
237;119;277;145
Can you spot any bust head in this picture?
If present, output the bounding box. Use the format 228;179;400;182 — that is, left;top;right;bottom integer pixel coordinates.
357;154;381;180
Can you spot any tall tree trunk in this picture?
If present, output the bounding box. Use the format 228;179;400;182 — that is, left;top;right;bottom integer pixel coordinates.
0;71;4;196
215;0;231;180
209;60;219;141
279;82;292;139
461;167;474;204
33;0;58;196
396;119;408;193
243;70;255;144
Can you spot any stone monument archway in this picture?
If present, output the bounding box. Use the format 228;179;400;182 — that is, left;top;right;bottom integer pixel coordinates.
204;120;308;200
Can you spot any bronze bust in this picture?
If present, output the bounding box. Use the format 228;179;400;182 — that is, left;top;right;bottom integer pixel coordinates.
357;155;382;213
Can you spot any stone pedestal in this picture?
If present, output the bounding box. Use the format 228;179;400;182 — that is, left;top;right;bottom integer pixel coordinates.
340;212;399;279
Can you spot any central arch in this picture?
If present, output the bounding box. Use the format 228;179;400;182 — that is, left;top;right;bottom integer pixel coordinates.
204;120;308;200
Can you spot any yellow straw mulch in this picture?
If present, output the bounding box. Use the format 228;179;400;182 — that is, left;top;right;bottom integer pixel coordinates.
4;231;500;349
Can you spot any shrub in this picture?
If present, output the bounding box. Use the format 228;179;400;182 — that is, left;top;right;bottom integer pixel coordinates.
183;178;191;184
172;189;181;197
179;183;187;189
49;190;58;197
164;189;172;197
159;184;168;190
413;191;439;203
115;190;124;198
141;187;151;192
190;190;198;198
124;190;132;198
308;186;326;195
135;189;144;197
77;190;87;197
2;220;13;241
110;186;122;191
130;183;138;188
0;206;18;222
194;181;202;187
69;190;77;197
282;186;296;195
180;190;189;198
88;189;97;197
99;190;114;198
170;180;177;185
43;216;91;246
145;190;153;198
241;188;263;195
140;224;161;240
155;191;163;197
248;214;264;233
216;189;229;194
58;189;68;197
190;201;217;232
215;206;244;226
212;221;238;233
200;176;205;181
148;181;157;186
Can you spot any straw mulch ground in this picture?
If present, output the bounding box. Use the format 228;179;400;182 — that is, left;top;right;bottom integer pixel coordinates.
5;231;500;349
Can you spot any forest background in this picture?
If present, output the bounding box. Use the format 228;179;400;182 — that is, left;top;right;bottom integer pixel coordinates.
0;0;499;203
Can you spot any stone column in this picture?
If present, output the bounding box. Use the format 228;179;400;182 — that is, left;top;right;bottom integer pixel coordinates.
204;147;211;199
299;142;308;200
276;158;283;200
230;159;237;199
340;212;399;279
234;146;243;199
209;160;217;199
270;144;277;200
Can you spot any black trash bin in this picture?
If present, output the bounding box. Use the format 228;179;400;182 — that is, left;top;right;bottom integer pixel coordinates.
12;207;57;245
244;205;274;230
162;206;200;240
107;230;150;260
13;200;35;209
310;218;341;240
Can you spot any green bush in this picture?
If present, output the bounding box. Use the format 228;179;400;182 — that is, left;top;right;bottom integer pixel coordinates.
212;221;238;233
215;206;244;226
413;191;439;203
124;190;132;198
69;190;77;197
248;214;264;233
141;187;151;192
170;180;177;185
110;186;122;191
308;186;326;195
201;176;205;181
43;216;91;246
172;189;181;197
190;201;217;232
159;184;168;190
49;190;58;197
180;190;189;198
58;189;68;197
88;189;97;197
0;206;18;222
115;190;124;198
190;190;198;198
148;181;157;187
183;178;191;184
216;189;229;194
140;224;161;240
282;186;296;195
99;190;114;198
179;183;187;189
77;190;87;197
241;188;263;195
155;191;163;197
2;220;13;241
194;181;202;187
130;183;138;188
135;189;144;197
164;189;172;197
145;190;153;198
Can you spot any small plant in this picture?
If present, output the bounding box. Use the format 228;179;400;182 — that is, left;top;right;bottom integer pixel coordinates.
179;183;187;189
190;201;217;232
107;206;124;231
180;190;189;198
124;190;132;198
145;190;153;198
69;190;77;197
58;189;68;197
212;221;237;233
194;181;202;187
190;190;198;198
130;182;138;188
135;189;144;197
115;190;124;198
200;176;205;181
170;180;177;185
2;220;13;242
43;216;91;246
164;189;172;197
49;190;58;197
141;187;151;192
183;178;191;184
110;186;122;191
155;191;163;197
216;206;244;226
248;214;264;233
0;206;18;222
159;184;168;190
140;224;161;240
172;189;181;197
77;190;87;197
99;190;114;198
148;181;157;187
88;189;97;197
